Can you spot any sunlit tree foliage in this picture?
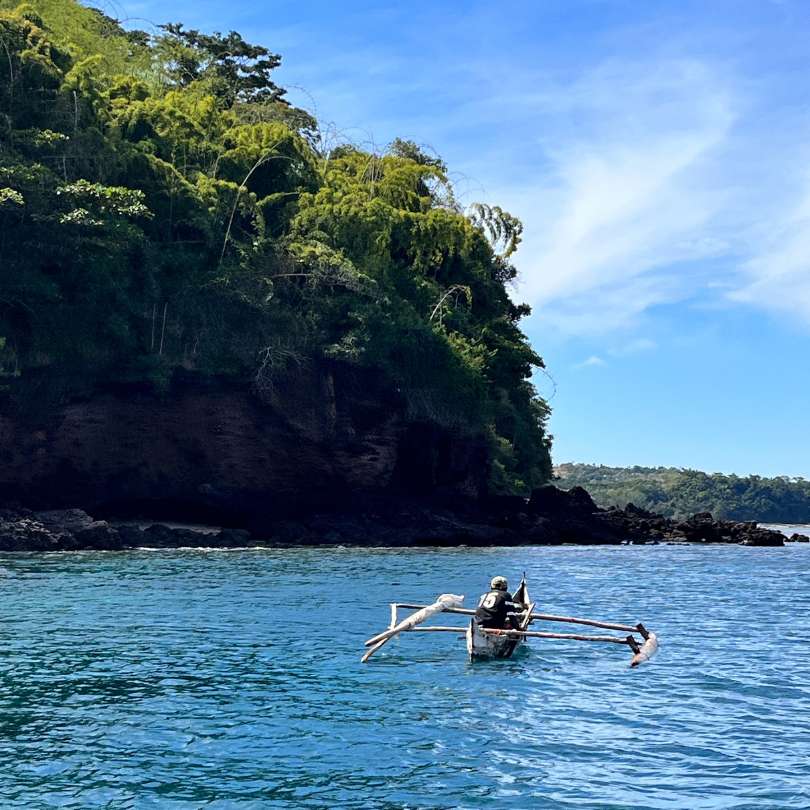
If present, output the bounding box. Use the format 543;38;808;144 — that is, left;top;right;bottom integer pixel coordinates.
556;464;810;522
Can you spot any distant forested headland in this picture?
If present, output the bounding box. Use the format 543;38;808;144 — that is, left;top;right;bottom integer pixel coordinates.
555;464;810;522
0;0;551;495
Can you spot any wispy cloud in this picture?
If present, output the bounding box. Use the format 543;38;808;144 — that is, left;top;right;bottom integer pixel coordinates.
505;59;736;334
575;355;607;369
729;174;810;322
144;0;810;336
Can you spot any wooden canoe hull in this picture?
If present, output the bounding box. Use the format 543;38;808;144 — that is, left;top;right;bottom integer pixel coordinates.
466;618;522;660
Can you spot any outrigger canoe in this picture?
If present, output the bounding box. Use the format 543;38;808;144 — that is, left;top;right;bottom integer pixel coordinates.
362;575;658;666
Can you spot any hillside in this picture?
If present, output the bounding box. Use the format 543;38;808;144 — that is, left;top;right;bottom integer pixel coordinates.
0;0;551;516
555;463;810;522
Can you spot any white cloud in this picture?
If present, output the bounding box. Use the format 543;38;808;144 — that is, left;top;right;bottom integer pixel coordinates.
505;59;736;335
729;176;810;322
576;355;607;368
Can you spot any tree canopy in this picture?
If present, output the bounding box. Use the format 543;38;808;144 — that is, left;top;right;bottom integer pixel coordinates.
0;0;552;493
555;464;810;522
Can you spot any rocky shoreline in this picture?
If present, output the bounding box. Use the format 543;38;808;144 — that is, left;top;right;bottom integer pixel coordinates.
2;378;805;553
1;486;806;552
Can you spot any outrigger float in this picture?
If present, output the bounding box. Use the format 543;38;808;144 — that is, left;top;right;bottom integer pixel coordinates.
362;576;658;666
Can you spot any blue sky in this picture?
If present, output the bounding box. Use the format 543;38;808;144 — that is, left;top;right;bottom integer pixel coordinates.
112;0;810;476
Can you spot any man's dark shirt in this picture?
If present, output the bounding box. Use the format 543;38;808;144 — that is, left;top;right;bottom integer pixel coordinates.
474;590;522;629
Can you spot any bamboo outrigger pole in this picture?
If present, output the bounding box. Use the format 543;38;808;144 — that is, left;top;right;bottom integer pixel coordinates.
394;602;640;633
362;594;464;663
393;603;644;635
629;631;659;667
485;627;659;667
483;628;634;644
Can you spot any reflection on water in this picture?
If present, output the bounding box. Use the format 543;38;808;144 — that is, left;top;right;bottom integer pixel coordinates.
1;545;809;808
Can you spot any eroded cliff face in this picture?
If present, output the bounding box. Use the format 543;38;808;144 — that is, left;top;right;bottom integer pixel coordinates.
0;362;488;526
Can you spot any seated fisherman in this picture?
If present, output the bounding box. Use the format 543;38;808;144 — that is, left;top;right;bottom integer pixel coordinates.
474;576;523;630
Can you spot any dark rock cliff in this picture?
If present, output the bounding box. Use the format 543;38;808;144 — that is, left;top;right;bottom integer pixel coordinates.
0;362;488;528
0;485;795;552
0;368;794;551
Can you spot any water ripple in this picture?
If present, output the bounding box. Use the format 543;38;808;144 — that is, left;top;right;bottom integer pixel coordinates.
1;545;809;808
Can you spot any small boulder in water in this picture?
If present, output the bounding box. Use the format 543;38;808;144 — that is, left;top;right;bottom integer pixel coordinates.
528;485;598;516
74;520;122;550
35;509;96;535
737;526;785;547
0;510;72;551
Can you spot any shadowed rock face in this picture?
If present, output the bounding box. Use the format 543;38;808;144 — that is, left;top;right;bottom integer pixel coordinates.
0;368;791;551
0;488;791;551
0;363;488;527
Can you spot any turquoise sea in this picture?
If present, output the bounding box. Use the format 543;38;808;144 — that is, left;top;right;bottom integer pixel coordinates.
1;542;809;809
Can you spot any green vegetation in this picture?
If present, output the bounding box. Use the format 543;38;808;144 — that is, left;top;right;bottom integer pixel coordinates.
555;463;810;522
0;0;552;492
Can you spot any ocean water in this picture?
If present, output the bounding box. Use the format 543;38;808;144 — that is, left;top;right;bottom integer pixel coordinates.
761;523;810;538
1;544;808;809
